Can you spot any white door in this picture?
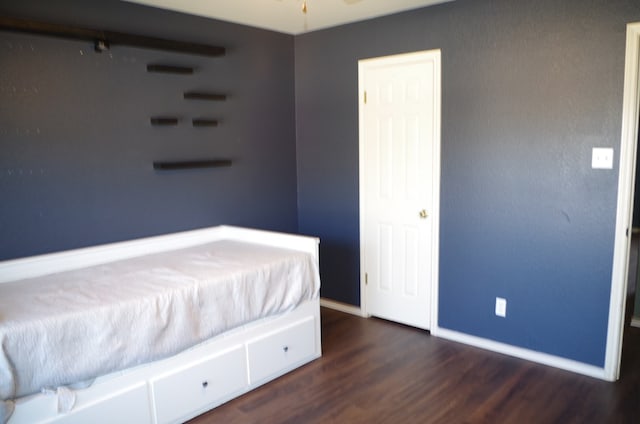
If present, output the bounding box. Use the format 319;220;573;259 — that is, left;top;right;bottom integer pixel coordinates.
359;50;440;330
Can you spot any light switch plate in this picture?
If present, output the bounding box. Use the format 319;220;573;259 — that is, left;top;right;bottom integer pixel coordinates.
495;297;507;317
592;147;614;169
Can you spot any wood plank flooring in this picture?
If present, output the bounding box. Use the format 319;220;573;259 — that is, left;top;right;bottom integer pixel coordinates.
189;305;640;424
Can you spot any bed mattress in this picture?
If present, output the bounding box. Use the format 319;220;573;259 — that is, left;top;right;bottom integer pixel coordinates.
0;240;320;404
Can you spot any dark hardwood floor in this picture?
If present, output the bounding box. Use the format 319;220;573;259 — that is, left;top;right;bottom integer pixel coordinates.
189;304;640;424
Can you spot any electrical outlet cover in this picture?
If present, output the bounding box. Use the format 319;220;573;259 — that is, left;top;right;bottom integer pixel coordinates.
592;147;614;169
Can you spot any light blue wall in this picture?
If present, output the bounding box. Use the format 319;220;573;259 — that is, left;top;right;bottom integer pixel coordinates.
295;0;640;366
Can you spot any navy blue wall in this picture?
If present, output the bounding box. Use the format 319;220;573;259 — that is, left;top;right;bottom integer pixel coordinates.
0;0;297;260
3;0;640;369
295;0;640;366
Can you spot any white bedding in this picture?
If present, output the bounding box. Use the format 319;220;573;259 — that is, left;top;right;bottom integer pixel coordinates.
0;240;320;405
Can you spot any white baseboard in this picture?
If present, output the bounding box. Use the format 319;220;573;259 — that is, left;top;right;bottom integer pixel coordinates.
632;317;640;328
320;298;367;317
432;326;610;381
320;298;611;380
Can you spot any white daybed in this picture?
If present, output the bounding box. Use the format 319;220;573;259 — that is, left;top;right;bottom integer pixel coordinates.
0;226;321;424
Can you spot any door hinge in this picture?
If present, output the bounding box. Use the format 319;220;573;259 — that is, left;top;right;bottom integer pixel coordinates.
365;272;368;285
364;90;367;104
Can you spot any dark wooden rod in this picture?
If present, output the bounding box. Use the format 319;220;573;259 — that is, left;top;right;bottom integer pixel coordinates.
192;119;219;127
153;160;232;170
0;16;225;57
150;117;179;126
184;91;227;101
147;64;194;74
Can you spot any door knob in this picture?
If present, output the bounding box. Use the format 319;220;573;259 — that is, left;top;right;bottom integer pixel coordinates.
419;209;428;219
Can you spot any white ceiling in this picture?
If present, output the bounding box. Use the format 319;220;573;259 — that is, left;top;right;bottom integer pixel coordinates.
123;0;452;35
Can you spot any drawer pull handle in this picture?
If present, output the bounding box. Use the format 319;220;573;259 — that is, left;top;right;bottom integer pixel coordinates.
202;381;209;388
283;346;289;353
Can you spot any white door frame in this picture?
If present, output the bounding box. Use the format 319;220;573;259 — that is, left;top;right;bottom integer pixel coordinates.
606;22;640;381
358;50;441;329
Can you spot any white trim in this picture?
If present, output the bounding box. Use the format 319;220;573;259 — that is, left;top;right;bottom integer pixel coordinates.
358;57;369;319
431;51;442;333
432;327;608;380
606;22;640;381
320;298;366;317
357;49;441;330
0;225;319;284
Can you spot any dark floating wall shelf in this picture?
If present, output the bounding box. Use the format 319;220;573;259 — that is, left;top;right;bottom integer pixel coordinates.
150;117;179;126
192;118;219;127
0;16;226;57
147;64;194;74
184;91;226;101
153;160;232;170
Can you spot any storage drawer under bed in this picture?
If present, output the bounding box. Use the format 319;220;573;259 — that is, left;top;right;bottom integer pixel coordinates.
7;307;320;424
150;345;247;424
10;383;152;424
247;316;317;385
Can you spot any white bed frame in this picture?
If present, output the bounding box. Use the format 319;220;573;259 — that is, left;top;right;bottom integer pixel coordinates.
0;226;322;424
